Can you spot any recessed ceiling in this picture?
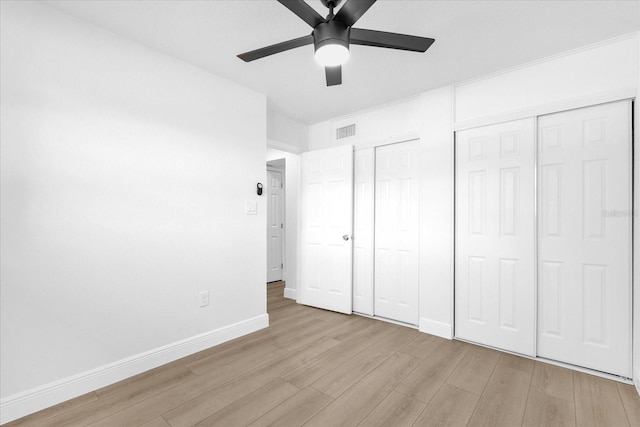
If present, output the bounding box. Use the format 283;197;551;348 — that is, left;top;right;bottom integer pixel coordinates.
43;0;640;124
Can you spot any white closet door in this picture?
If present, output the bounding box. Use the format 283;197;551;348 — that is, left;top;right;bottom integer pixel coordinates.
266;169;283;282
455;118;535;356
375;141;419;325
537;101;631;377
300;145;354;314
353;148;375;315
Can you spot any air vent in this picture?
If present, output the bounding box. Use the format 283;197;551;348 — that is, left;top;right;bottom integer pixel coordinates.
336;123;357;140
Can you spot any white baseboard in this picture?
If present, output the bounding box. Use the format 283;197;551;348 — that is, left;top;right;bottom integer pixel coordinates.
635;367;640;396
283;287;297;300
419;318;453;339
0;314;269;424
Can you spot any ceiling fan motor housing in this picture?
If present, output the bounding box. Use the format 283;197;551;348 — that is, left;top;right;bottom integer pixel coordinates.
313;20;350;52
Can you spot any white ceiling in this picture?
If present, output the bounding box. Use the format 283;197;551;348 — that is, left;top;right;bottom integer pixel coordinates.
43;0;640;125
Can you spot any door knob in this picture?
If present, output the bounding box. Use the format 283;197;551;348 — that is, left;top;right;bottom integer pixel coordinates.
342;234;352;241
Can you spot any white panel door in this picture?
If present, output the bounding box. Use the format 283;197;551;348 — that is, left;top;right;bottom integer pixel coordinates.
266;169;283;282
353;148;375;315
375;141;419;325
537;101;631;377
300;145;354;314
456;118;535;356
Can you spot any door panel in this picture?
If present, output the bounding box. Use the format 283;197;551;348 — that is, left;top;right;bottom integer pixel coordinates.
374;141;419;325
300;146;353;314
266;170;283;282
456;118;535;356
537;101;632;377
353;148;375;315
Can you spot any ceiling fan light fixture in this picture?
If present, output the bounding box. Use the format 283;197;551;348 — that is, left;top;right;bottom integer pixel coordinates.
237;0;435;86
314;42;350;66
313;21;350;67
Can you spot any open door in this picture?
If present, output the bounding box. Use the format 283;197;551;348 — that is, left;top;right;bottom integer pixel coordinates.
300;145;354;314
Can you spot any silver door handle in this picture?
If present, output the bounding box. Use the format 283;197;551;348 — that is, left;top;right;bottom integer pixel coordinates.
342;234;352;241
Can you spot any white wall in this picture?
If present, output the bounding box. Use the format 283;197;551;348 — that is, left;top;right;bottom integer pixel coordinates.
0;1;268;422
266;148;301;300
307;33;639;348
453;34;637;129
267;109;309;153
417;88;454;337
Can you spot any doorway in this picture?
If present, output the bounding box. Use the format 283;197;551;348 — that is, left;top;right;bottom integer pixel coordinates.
267;163;285;283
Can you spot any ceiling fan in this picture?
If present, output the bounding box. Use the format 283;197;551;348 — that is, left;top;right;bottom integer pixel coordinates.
237;0;435;86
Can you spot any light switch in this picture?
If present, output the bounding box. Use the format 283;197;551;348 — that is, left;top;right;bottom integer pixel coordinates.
245;201;257;215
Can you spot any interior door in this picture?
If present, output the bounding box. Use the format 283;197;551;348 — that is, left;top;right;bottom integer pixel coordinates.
266;169;283;282
353;148;375;315
537;101;632;377
300;145;354;314
374;141;420;325
455;118;536;356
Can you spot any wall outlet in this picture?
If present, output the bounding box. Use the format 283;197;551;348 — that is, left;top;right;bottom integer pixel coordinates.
199;291;210;307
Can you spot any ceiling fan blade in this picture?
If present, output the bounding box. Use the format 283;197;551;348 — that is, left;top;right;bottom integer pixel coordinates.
350;28;435;52
237;34;313;62
325;65;342;86
277;0;325;27
334;0;377;27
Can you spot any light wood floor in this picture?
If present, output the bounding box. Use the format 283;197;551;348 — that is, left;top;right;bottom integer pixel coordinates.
6;281;640;426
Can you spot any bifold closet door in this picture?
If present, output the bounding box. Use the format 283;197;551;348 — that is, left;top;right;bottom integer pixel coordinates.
375;141;419;325
455;118;536;356
537;101;632;377
353;148;375;316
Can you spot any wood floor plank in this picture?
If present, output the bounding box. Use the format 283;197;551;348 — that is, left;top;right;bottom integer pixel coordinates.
305;352;421;426
445;344;500;395
247;387;333;427
497;352;535;374
2;392;98;427
522;390;576;427
466;364;532;427
321;314;374;341
91;342;284;426
311;326;417;398
282;321;398;389
159;337;340;427
28;365;196;427
140;417;172;427
394;339;470;403
530;362;574;402
195;378;300;426
617;382;640;426
398;332;446;359
186;342;287;376
358;390;425;427
412;383;479;427
574;372;630;427
326;315;390;342
271;317;346;351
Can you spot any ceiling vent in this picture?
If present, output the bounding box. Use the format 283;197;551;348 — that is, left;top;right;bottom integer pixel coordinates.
336;123;357;140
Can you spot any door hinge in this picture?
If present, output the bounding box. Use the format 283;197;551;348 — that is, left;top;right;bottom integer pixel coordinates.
281;183;283;189
281;223;284;229
281;263;283;269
